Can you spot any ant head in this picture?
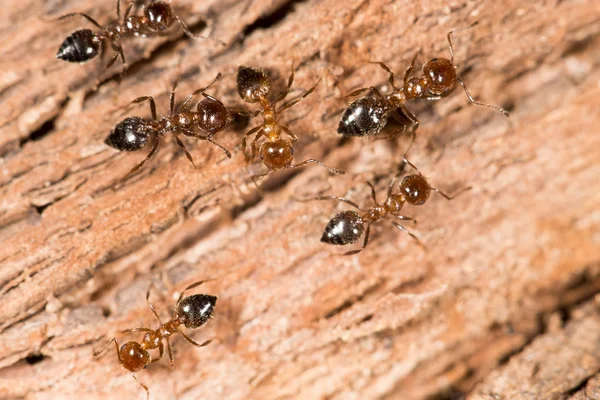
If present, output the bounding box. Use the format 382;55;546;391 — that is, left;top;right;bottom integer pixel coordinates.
259;139;293;171
400;174;431;206
144;1;174;32
176;294;217;329
119;342;150;372
422;58;456;95
105;117;150;151
196;98;229;134
321;210;364;245
236;67;271;103
56;29;102;63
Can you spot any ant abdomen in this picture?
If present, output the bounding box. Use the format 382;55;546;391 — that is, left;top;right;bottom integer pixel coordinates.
197;98;229;134
236;66;271;103
337;97;388;137
422;58;457;95
56;29;102;63
119;341;151;372
105;117;150;151
321;210;364;245
176;294;217;329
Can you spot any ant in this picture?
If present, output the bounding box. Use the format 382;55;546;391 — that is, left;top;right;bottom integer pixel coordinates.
301;139;471;255
338;22;509;140
104;73;238;180
236;65;345;188
55;0;220;82
93;279;217;400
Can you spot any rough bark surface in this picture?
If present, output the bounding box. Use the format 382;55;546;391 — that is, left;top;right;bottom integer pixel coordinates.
0;0;599;399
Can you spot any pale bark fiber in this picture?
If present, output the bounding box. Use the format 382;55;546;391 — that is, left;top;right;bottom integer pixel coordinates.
0;0;599;399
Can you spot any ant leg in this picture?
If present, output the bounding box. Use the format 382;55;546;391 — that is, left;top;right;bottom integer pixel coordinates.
166;338;174;367
431;186;472;200
130;96;158;120
387;170;405;197
179;128;231;159
389;221;426;249
241;126;262;155
296;195;363;211
177;73;222;112
369;61;397;90
93;337;122;361
122;136;160;180
403;51;419;86
399;104;419;138
150;341;165;363
387;214;417;225
289;159;345;175
174;14;226;46
251;170;271;191
281;125;298;142
447;21;479;64
347;86;384;99
250;130;264;160
56;12;102;29
145;285;164;324
176;279;216;305
277;78;322;114
115;45;128;85
170;80;179;116
275;61;295;104
176;330;213;348
365;181;378;204
344;223;370;256
456;77;510;118
121;327;153;334
131;374;150;400
172;132;196;167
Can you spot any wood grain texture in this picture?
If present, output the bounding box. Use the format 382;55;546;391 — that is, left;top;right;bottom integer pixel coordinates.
0;0;599;399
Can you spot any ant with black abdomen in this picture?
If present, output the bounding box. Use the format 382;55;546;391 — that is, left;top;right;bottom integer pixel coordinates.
300;135;471;255
236;64;345;189
93;279;217;400
338;22;509;140
104;72;242;180
55;0;222;83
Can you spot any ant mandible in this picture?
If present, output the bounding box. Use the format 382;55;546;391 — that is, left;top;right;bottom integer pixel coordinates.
236;64;345;188
55;0;220;82
93;279;217;400
104;73;236;180
338;22;509;140
302;140;471;255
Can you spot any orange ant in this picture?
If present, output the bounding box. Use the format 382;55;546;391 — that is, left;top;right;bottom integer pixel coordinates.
236;65;345;188
338;22;509;139
93;279;216;400
104;73;239;180
55;0;221;82
301;138;471;255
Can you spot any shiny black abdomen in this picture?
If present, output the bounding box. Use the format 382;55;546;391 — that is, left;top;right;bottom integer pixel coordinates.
321;211;364;245
105;117;149;151
56;29;101;63
337;97;387;137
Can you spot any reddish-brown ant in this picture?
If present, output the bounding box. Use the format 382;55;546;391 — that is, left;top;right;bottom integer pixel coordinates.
338;22;509;139
105;73;240;179
55;0;221;82
236;65;345;188
93;279;216;400
301;140;471;254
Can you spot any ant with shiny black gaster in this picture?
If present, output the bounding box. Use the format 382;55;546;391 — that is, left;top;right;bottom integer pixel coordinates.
301;138;471;255
93;279;217;400
338;22;509;140
55;0;222;82
104;73;240;180
236;64;345;189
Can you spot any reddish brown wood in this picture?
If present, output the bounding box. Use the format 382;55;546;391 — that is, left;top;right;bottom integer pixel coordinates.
0;0;599;399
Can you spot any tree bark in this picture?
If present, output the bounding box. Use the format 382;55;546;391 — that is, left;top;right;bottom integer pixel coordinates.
0;0;599;399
